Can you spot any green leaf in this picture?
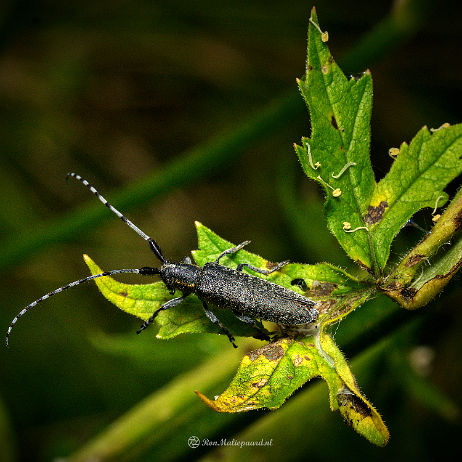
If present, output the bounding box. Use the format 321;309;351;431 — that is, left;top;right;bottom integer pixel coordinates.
295;10;375;272
371;124;462;270
194;221;366;297
83;254;169;322
196;338;330;412
296;11;462;275
197;333;389;446
321;334;389;447
83;254;264;340
282;261;366;296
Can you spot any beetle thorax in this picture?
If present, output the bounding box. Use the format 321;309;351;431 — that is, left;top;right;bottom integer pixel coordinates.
160;262;201;294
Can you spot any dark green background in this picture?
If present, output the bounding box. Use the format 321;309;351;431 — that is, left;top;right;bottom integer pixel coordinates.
1;0;462;461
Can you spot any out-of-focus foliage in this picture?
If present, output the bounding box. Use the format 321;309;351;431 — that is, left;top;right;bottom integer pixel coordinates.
2;1;462;461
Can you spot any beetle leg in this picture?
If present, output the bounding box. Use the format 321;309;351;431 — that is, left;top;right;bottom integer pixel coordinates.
202;302;237;348
236;260;289;275
232;310;270;341
137;294;189;333
232;310;256;326
214;241;250;264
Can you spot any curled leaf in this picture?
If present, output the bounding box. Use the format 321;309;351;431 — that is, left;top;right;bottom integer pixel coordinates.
379;187;462;309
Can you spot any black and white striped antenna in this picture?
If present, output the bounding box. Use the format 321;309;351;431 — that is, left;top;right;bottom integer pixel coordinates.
5;173;166;346
66;173;168;262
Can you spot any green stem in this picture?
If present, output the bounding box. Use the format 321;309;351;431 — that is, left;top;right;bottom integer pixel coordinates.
0;91;304;272
63;345;245;462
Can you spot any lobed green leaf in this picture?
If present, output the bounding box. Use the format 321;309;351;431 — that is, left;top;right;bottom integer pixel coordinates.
296;11;462;276
296;10;376;272
371;124;462;269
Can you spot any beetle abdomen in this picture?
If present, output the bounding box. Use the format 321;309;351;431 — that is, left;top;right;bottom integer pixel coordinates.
196;263;318;325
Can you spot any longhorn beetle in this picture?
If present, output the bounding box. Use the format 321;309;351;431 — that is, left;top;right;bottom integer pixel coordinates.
6;173;319;348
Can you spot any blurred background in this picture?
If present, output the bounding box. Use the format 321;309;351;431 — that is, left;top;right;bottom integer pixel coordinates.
1;0;462;461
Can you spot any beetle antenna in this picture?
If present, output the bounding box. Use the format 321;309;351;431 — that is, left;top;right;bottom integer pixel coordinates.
66;173;168;264
5;266;160;346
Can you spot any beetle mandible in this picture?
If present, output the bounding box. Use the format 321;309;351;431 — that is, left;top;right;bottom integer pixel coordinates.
6;173;319;348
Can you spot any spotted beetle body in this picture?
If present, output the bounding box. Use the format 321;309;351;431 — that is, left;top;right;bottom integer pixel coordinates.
195;262;318;325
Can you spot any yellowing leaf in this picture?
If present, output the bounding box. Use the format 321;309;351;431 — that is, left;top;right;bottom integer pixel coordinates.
197;333;389;446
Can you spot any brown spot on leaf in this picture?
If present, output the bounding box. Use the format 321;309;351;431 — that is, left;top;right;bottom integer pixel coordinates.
454;208;462;230
356;259;375;275
380;281;402;293
248;342;286;362
314;299;336;315
293;355;303;366
311;281;338;296
252;378;267;389
119;290;128;297
404;254;426;268
400;287;417;301
338;392;372;419
331;116;338;130
364;201;388;224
